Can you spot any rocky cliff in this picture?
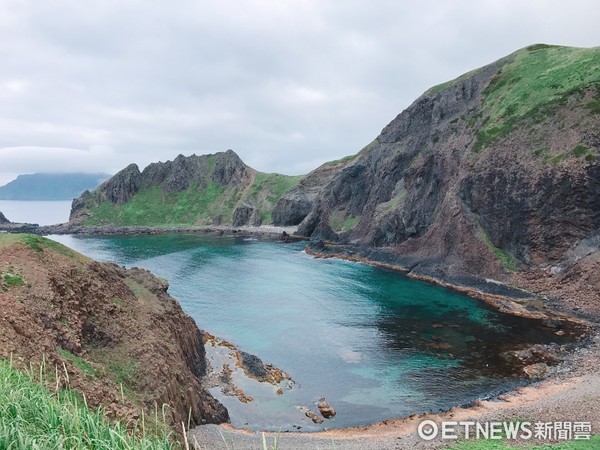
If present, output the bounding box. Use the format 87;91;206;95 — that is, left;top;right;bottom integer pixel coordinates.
0;234;228;430
297;45;600;304
0;211;9;224
271;156;356;226
70;150;312;227
67;44;600;309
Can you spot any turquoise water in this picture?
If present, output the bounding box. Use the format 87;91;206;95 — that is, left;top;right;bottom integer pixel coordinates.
50;233;580;431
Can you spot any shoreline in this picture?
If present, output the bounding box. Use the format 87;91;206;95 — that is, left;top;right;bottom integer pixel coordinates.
4;222;598;447
0;222;302;239
192;332;600;448
304;246;596;327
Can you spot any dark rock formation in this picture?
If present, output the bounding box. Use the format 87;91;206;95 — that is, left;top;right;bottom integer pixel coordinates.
272;158;355;226
232;204;256;227
297;45;600;292
212;149;251;186
317;399;336;419
0;211;9;224
99;163;142;205
238;351;270;382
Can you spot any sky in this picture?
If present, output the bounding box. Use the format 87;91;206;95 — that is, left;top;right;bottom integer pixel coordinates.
0;0;599;185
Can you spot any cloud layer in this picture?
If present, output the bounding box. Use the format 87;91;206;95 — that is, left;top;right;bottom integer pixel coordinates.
0;0;599;184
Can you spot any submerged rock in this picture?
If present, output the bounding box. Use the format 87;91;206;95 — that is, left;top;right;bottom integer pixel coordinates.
317;398;336;419
303;408;324;424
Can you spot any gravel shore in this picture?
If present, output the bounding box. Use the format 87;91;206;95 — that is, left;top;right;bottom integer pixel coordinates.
191;332;600;449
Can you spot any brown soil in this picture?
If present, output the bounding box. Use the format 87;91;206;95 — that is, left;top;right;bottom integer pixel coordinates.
0;234;228;437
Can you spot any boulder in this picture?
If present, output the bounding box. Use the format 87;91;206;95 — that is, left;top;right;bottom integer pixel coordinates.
317;398;336;419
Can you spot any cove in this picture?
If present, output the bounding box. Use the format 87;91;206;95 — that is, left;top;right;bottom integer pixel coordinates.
50;233;582;431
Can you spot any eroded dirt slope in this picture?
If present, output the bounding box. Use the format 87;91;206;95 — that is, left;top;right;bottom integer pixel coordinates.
0;234;228;431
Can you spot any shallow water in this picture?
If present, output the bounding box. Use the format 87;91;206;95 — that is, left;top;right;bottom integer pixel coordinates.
49;233;580;431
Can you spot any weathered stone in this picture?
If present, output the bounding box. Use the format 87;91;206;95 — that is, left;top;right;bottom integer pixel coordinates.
523;363;549;379
212;149;250;186
232;204;254;227
304;409;324;424
317;399;336;419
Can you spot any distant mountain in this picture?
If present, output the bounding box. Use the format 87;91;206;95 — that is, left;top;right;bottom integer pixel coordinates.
0;173;110;200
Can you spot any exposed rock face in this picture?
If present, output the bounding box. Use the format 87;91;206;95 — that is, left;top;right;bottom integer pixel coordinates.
0;211;9;224
272;158;355;226
212;150;251;186
232;203;257;227
297;45;600;294
0;234;228;431
99;163;142;205
69;150;318;227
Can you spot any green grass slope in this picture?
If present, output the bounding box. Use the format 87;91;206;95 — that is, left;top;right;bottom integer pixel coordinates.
83;170;303;227
0;358;181;450
472;45;600;151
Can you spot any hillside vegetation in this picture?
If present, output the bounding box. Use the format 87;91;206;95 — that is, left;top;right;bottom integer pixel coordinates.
72;151;305;227
472;45;600;151
0;233;228;444
0;358;181;450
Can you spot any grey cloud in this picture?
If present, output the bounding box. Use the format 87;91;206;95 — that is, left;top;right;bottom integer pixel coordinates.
0;0;599;184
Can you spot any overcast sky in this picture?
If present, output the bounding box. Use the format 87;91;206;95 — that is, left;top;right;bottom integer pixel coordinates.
0;0;599;185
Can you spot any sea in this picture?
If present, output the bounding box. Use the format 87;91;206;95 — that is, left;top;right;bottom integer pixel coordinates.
4;201;580;431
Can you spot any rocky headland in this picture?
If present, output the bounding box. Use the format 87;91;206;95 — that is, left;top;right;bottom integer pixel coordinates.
0;233;228;435
43;44;599;322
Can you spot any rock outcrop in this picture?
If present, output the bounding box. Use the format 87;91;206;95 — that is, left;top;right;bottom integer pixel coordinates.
0;234;228;431
272;156;356;226
297;45;600;302
69;150;329;228
0;211;9;224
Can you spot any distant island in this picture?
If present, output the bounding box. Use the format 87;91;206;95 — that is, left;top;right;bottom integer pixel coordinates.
0;173;110;201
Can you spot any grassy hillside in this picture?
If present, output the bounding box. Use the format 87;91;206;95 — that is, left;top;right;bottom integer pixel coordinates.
472;45;600;151
83;172;303;227
82;170;303;227
83;181;241;226
0;358;180;450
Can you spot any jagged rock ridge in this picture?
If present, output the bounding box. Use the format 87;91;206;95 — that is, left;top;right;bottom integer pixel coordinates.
70;150;326;227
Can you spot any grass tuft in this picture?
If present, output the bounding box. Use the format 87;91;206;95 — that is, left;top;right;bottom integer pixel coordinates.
0;357;182;449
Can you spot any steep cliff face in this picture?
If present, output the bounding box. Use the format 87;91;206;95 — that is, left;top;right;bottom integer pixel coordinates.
0;234;228;429
0;211;9;224
70;150;312;227
299;45;600;284
272;156;356;226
